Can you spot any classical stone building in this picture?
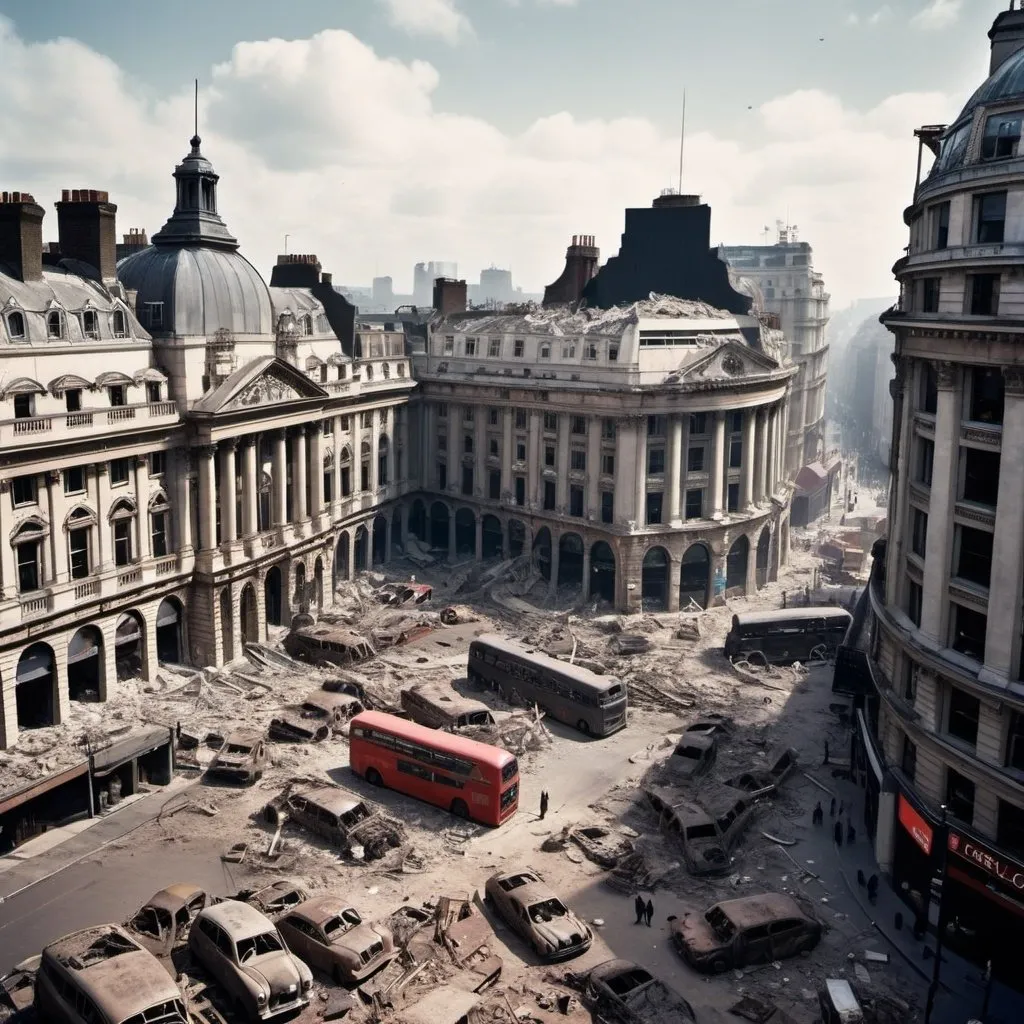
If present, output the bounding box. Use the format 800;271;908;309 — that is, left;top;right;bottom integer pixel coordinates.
409;193;798;613
0;135;415;750
846;4;1024;978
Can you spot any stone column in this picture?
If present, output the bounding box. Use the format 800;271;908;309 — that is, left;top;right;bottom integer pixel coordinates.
369;419;380;494
614;419;637;524
398;407;409;488
766;407;778;497
680;413;691;506
348;529;356;580
94;463;111;568
219;442;237;545
293;428;308;521
885;358;914;604
44;471;61;583
982;366;1024;682
241;437;258;537
741;408;756;509
582;542;592;601
667;414;683;525
309;424;324;519
171;455;191;554
420;404;432;490
754;409;768;503
350;412;363;497
474;408;486;497
332;416;344;506
475;516;483;560
0;492;16;598
271;431;287;525
587;417;601;519
502;409;514;499
634;420;647;524
556;414;570;512
920;362;959;646
134;456;152;559
198;444;218;551
448;509;457;560
548;531;561;595
528;412;542;508
710;411;726;517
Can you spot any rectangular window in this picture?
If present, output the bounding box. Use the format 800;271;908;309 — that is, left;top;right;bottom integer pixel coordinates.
437;403;448;420
946;767;976;825
647;447;665;475
461;465;473;496
646;491;663;525
63;466;85;495
920;364;938;414
901;735;917;781
688;446;705;472
341;466;351;495
151;512;168;557
463;434;473;454
463;407;474;423
513;339;524;358
974;191;1007;243
544;445;555;467
543;480;556;510
951;603;987;662
69;527;90;579
488;408;498;426
947;687;981;747
601;453;615;475
570;449;586;472
341;414;350;431
647;415;666;436
689;412;708;435
997;800;1024;859
982;113;1022;160
1007;711;1024;772
968;273;1000;315
438;434;447;452
570;416;586;435
934;201;950;249
729;439;743;469
113;519;132;566
685;488;703;520
149;451;166;477
146;381;161;403
108;385;126;407
82;310;99;339
569;485;584;517
378;453;388;487
515;441;526;461
65;389;82;413
543;412;557;431
969;366;1005;424
602;417;616;440
489;470;501;500
515;476;526;506
13;394;32;419
609;345;619;362
437;463;447;490
109;458;130;485
729;411;743;433
911;507;928;558
12;476;36;507
514;408;527;429
443;336;454;355
16;541;39;593
144;302;164;328
489;438;499;457
906;577;923;627
921;277;941;313
561;343;575;359
361;411;373;429
955;525;993;587
539;343;551;360
585;342;598;360
917;439;934;487
727;482;740;512
601;490;614;524
962;447;999;506
488;338;501;358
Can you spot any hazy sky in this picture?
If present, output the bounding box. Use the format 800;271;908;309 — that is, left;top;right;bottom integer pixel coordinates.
0;0;1007;305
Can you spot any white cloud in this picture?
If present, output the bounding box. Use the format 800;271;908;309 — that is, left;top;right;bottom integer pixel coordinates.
0;20;959;306
910;0;962;31
868;6;892;26
376;0;473;44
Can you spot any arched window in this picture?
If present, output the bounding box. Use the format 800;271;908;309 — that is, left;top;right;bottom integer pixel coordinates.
365;364;374;381
339;445;352;497
109;499;136;567
13;519;46;593
397;362;406;377
111;309;127;339
6;311;26;340
66;506;96;580
46;310;64;339
150;493;170;558
302;315;313;336
382;362;391;379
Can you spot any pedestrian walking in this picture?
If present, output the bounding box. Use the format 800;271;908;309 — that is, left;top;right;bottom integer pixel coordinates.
829;797;836;818
812;802;823;826
846;820;856;844
539;791;549;820
833;820;843;846
838;800;845;817
823;741;830;766
645;899;654;927
634;895;645;925
867;875;879;904
857;869;866;887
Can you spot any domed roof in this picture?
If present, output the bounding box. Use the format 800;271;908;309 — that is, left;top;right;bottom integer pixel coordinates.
118;246;273;337
955;46;1024;125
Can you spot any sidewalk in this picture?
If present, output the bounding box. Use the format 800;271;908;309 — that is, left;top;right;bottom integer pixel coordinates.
0;776;195;902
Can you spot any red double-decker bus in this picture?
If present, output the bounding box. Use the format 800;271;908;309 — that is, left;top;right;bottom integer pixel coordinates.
348;710;519;827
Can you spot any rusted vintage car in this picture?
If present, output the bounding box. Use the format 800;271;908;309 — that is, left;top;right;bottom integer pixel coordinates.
723;748;799;801
0;955;39;1016
236;880;310;920
189;900;313;1020
666;732;717;779
583;959;696;1024
376;582;433;607
484;869;592;962
672;892;822;973
284;625;375;667
683;713;733;739
401;683;497;731
207;729;267;784
35;925;190;1023
125;884;209;960
268;690;363;743
567;824;634;869
277;896;397;985
265;782;405;860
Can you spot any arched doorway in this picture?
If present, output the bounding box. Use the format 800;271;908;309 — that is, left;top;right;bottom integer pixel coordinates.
727;535;750;592
534;527;553;580
391;507;403;557
114;611;145;680
590;541;616;603
294;562;308;614
354;525;368;571
558;533;584;589
240;583;259;646
430;502;450;551
156;598;184;664
265;565;283;626
372;515;387;565
756;527;771;589
679;543;710;610
508;519;526;558
335;531;350;586
410;499;427;542
16;643;56;728
482;515;503;560
314;557;324;614
219;589;234;663
642;547;670;609
67;626;104;703
455;508;475;555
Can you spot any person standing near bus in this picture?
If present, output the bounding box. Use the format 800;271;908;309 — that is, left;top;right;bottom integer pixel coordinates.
634;894;645;925
539;790;549;820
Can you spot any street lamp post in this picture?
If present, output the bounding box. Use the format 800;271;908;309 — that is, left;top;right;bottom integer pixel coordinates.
924;804;949;1024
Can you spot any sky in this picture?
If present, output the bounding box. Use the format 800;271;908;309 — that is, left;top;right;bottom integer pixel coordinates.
0;0;1008;306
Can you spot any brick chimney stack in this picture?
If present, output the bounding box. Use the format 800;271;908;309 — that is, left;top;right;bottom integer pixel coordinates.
542;234;600;307
0;192;45;283
55;189;118;283
433;277;467;314
269;253;322;288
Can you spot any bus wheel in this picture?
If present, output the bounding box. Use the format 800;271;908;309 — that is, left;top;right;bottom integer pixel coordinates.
577;719;591;736
366;768;384;787
747;650;767;667
451;799;470;820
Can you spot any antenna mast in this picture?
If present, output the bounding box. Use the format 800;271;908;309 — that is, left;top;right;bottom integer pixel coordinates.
194;79;199;138
678;89;687;194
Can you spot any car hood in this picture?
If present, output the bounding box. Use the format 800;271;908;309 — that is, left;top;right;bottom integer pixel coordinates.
212;755;250;768
271;708;325;735
675;914;725;955
531;914;589;948
126;928;173;959
332;923;388;956
240;953;303;994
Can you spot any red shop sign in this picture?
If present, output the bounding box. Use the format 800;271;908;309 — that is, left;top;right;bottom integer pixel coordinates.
898;794;933;855
948;831;1024;893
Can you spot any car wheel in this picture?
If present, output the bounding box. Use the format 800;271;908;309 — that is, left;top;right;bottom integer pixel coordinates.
577;719;590;735
451;798;470;820
747;650;767;667
312;725;330;743
366;768;384;787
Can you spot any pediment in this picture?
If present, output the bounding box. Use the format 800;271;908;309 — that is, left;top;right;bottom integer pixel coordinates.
673;341;779;383
194;355;328;415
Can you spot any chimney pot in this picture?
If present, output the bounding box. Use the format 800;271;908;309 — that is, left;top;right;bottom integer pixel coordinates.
0;192;45;282
55;188;118;282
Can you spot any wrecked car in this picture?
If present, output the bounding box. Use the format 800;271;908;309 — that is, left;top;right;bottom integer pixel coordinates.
189;900;313;1020
277;896;397;985
401;683;497;732
236;880;310;919
35;925;190;1024
584;959;696;1024
206;729;267;784
125;884;209;960
484;869;592;962
0;955;39;1015
376;582;433;606
682;713;733;738
723;748;799;800
673;892;822;973
268;690;363;743
284;625;375;667
666;731;717;779
264;782;405;860
568;825;634;869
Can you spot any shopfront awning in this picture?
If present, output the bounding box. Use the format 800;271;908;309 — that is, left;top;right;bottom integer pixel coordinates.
0;762;89;816
91;727;170;778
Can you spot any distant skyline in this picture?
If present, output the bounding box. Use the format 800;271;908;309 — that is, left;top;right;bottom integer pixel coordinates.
0;0;1005;304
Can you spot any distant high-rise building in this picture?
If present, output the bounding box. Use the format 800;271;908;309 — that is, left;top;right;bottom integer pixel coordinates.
479;267;514;306
372;276;395;307
413;261;457;307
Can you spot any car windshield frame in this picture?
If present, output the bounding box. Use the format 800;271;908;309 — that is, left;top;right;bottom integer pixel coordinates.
705;906;736;940
236;930;285;962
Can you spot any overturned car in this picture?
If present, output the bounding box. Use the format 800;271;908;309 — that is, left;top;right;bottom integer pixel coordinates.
269;690;363;743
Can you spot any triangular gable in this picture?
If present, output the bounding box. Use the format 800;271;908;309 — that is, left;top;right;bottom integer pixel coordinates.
675;341;780;383
193;355;328;414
